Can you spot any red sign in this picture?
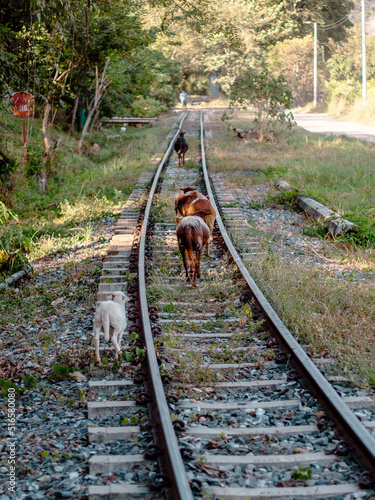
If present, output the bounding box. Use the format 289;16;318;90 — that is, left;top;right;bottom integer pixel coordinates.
11;91;34;118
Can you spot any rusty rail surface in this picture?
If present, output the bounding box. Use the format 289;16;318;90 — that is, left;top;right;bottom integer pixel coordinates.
199;110;375;474
137;110;194;500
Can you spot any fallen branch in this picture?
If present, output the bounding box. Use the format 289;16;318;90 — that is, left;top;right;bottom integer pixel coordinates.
197;463;233;476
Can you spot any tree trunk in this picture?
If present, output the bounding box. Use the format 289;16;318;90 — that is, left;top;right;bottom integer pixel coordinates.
76;105;96;153
70;93;80;133
42;102;51;156
90;106;101;134
76;58;111;153
38;103;51;192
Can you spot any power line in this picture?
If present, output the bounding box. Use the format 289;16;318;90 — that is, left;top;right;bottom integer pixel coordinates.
317;15;349;30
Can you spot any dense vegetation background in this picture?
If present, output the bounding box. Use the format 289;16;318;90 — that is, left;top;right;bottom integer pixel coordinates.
1;0;374;275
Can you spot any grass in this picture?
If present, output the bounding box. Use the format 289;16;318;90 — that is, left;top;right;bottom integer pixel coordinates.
209;109;375;213
203;109;375;385
244;250;375;385
208;108;375;249
0;108;176;277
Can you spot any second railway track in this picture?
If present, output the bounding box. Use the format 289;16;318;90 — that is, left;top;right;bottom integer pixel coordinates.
87;109;375;499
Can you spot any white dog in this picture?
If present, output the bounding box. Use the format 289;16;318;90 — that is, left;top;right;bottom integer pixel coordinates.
93;291;129;366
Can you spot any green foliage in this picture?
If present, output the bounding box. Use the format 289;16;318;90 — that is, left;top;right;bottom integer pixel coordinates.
21;375;37;389
265;189;301;210
121;351;133;362
50;364;74;379
302;222;329;240
0;228;31;276
25;145;44;178
292;467;312;482
224;67;295;138
130;96;167;118
164;302;175;313
268;35;317;106
0;149;17;184
261;165;289;180
0;202;18;224
327;54;356;82
339;212;375;248
0;378;18;396
302;211;375;248
324;80;361;111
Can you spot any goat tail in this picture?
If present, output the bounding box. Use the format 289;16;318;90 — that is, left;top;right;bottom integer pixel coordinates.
185;226;196;270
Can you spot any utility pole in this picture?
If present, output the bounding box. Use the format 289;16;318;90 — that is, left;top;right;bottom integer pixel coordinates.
306;21;318;107
362;0;367;102
313;22;318;107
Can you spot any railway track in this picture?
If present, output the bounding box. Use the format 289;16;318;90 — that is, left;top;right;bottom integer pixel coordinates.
87;110;375;499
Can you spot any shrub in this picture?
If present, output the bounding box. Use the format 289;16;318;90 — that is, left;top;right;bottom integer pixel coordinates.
130;96;167;118
223;67;295;140
0;149;17;184
325;80;361;114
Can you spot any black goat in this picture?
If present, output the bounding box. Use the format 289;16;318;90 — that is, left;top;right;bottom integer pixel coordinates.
174;131;189;165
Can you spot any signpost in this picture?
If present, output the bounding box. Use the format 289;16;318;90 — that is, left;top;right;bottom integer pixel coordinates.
10;91;34;167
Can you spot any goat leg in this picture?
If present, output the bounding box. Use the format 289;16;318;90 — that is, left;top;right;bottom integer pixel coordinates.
196;247;202;279
179;245;190;281
186;247;196;285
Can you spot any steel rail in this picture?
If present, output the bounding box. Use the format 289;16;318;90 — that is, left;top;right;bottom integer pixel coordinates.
199;110;375;474
138;111;194;500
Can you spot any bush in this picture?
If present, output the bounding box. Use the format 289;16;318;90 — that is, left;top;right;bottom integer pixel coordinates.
224;68;295;140
0;149;17;184
25;144;44;178
130;96;167;118
0;225;32;275
325;80;361;114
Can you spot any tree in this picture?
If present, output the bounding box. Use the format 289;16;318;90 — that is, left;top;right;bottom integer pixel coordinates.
268;35;320;106
224;68;295;140
326;26;375;82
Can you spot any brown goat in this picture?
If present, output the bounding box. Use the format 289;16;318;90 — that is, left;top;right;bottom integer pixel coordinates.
176;213;211;286
177;191;216;255
174;187;195;224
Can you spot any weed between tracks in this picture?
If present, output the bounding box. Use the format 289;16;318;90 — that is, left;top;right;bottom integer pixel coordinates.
148;187;265;392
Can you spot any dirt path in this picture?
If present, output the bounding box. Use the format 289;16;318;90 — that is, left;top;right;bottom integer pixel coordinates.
294;112;375;143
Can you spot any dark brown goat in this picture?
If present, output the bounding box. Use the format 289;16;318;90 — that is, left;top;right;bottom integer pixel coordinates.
177;191;216;255
176;212;210;286
174;131;189;165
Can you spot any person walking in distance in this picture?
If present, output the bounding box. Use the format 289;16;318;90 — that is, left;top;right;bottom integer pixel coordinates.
179;90;188;109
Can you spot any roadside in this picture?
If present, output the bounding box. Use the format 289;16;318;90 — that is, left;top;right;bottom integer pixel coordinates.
294;112;375;144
